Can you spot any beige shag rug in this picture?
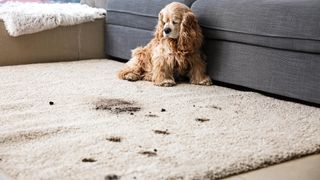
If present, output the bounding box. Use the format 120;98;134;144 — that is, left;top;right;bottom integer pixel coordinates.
0;59;319;180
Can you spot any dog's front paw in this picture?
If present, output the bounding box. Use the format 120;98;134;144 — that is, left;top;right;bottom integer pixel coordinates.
199;78;213;86
142;73;153;81
119;72;140;81
191;77;213;86
154;79;176;87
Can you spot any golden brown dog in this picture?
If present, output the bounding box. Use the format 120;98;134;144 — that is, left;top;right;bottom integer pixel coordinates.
118;2;212;87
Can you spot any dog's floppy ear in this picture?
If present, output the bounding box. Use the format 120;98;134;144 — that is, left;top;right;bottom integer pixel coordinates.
178;11;203;53
154;11;164;40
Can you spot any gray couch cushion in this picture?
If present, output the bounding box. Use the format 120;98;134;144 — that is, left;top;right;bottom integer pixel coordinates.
107;0;196;30
192;0;320;53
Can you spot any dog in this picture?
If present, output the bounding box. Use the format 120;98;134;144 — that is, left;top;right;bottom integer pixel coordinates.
118;2;212;87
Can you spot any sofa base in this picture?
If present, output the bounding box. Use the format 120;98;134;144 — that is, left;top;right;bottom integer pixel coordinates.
205;40;320;104
0;19;105;66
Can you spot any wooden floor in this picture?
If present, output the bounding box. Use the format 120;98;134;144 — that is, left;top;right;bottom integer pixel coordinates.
225;154;320;180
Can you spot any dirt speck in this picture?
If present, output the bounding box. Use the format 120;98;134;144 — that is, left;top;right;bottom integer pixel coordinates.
166;176;184;180
49;101;54;105
105;174;120;180
106;136;122;142
153;129;170;135
161;108;166;112
145;114;159;118
139;151;157;157
195;118;210;122
82;158;96;163
94;98;141;114
210;105;222;110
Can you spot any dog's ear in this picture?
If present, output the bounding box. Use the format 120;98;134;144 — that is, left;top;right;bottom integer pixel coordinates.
178;11;203;53
154;11;164;40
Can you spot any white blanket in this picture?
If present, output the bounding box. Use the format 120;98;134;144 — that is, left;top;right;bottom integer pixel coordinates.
0;2;106;37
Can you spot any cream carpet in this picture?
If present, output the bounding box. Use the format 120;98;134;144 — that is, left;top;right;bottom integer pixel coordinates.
0;59;319;180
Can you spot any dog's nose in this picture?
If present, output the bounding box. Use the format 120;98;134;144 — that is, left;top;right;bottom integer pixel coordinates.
164;28;171;34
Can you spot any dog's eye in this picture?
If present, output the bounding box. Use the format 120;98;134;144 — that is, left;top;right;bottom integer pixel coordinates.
172;21;178;25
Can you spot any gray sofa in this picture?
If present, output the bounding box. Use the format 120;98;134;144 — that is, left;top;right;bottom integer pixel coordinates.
104;0;320;104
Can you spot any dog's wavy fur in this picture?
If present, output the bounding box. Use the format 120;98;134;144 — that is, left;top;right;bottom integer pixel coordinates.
118;2;212;87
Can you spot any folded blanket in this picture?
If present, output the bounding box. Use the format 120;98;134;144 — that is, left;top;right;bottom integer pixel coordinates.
0;2;106;37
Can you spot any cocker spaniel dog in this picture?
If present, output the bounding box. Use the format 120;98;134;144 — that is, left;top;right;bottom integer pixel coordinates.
118;2;212;87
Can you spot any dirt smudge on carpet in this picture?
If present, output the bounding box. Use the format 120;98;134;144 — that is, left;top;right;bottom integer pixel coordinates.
0;127;73;144
145;114;159;118
94;98;141;114
82;158;96;163
139;150;157;157
195;118;210;122
106;136;122;142
153;129;170;135
105;174;120;180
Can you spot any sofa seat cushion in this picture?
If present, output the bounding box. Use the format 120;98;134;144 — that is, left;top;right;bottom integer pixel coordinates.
107;0;196;30
192;0;320;53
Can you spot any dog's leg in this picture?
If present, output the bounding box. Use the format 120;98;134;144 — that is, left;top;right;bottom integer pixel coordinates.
152;56;176;87
118;57;143;81
118;47;150;81
188;54;212;86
